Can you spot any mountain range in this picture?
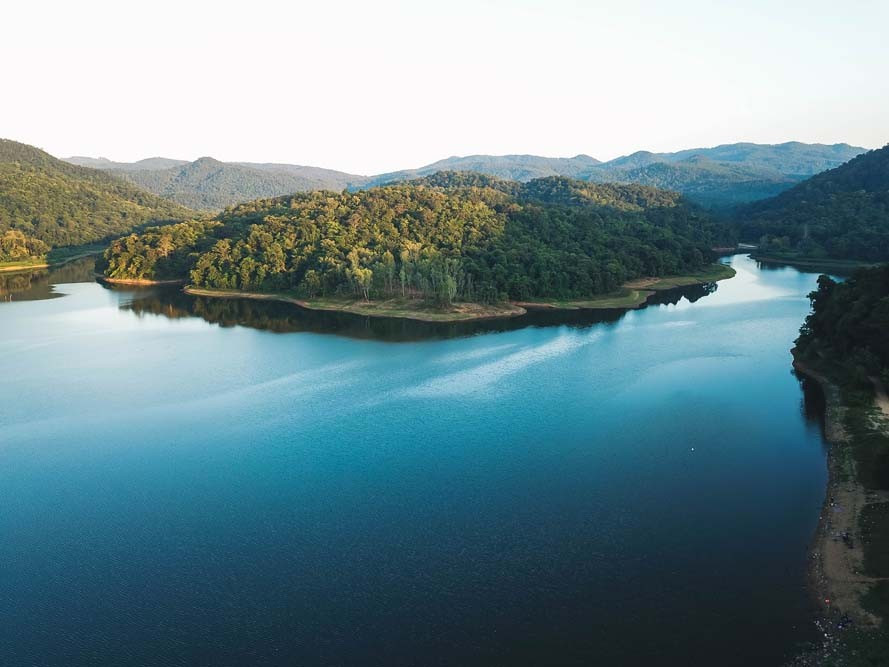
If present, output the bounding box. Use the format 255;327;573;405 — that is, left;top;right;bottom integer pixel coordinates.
65;142;867;211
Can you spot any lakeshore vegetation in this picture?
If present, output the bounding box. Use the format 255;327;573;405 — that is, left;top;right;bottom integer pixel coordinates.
101;172;735;306
739;144;889;263
794;264;889;662
0;139;194;266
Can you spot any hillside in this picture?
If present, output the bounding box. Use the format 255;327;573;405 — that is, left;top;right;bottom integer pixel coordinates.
103;172;732;308
585;142;867;208
65;156;189;171
587;156;798;208
65;142;867;212
365;154;602;187
109;158;366;210
608;141;865;176
0;139;192;254
738;145;889;262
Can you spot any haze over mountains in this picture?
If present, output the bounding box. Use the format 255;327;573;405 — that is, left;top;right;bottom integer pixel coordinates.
3;137;887;269
65;142;866;211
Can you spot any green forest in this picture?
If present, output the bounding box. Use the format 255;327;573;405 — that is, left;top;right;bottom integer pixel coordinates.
739;145;889;262
0;139;192;254
796;265;889;383
0;229;49;263
102;173;732;304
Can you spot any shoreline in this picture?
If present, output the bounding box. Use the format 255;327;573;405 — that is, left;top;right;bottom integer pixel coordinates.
751;254;876;273
182;263;736;323
98;276;187;286
0;261;49;273
183;287;528;322
790;357;885;663
0;248;105;274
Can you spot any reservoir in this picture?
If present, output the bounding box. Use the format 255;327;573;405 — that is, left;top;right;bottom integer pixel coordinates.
0;254;831;666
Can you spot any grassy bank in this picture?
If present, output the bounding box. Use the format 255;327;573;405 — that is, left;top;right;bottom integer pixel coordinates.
752;254;878;273
791;355;889;666
518;263;736;311
184;288;527;322
0;244;106;274
99;276;186;286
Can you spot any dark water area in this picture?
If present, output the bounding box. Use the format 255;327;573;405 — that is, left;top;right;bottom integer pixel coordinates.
0;255;834;666
115;275;717;343
0;255;98;302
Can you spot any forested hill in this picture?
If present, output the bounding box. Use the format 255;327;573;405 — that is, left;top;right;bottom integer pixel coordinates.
66;156;189;171
738;145;889;262
66;142;866;212
103;172;732;304
366;154;602;187
107;158;368;210
0;139;192;258
368;143;866;209
797;265;889;379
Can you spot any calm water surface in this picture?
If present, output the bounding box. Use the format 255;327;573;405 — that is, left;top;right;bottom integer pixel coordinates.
0;255;831;666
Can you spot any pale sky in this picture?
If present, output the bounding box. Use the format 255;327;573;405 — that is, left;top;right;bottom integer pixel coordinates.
3;0;886;174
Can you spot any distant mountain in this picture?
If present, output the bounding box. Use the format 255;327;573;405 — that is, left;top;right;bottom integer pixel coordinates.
102;158;367;210
586;156;798;208
586;142;868;208
64;142;869;212
738;145;889;261
365;144;866;209
0;139;192;250
65;156;189;171
596;142;866;176
233;162;368;192
366;154;602;187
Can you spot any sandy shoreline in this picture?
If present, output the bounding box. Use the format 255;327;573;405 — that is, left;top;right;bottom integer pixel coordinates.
183;287;528;322
98;276;187;286
790;358;886;664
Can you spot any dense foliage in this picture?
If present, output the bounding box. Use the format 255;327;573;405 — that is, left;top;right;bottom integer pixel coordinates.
104;172;730;303
740;146;889;261
0;139;192;250
797;266;889;383
0;229;49;263
102;220;224;281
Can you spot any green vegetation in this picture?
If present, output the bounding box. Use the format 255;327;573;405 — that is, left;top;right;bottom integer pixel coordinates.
588;157;797;209
108;157;367;210
796;266;889;386
368;154;602;187
70;142;865;212
0;229;49;267
0;139;193;256
104;172;733;311
793;265;889;663
101;220;224;281
739;145;889;262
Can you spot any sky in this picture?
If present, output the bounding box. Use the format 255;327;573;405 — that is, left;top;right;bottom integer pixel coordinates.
3;0;887;174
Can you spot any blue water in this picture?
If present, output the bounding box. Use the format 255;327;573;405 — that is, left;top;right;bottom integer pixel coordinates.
0;255;830;666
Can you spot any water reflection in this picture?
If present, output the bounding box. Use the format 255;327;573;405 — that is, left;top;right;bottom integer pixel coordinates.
0;256;98;302
118;281;721;342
